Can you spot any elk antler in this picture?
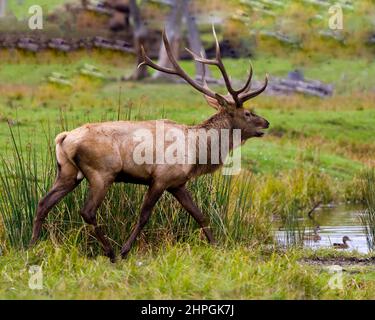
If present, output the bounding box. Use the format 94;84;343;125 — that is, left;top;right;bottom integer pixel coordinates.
139;26;268;108
138;31;218;101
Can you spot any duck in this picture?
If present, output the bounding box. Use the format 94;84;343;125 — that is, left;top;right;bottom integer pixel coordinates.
333;236;351;249
303;226;321;242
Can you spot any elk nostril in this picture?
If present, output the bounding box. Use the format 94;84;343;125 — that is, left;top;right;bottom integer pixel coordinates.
265;120;270;128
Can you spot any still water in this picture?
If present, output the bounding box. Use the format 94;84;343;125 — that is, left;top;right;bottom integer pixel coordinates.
276;204;370;254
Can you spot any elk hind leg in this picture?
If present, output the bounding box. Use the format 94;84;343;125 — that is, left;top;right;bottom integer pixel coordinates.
30;162;82;246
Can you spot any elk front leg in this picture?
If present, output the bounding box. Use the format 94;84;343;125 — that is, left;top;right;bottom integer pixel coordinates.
80;175;115;262
121;184;164;259
169;185;215;244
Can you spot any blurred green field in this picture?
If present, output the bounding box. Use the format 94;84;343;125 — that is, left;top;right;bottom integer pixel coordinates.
7;0;69;19
0;55;373;180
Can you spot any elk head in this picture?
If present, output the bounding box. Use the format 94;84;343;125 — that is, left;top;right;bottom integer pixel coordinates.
139;26;270;142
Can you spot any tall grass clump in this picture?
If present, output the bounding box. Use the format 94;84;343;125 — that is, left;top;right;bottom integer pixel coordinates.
359;169;375;251
0;128;54;247
0;127;272;255
275;201;306;249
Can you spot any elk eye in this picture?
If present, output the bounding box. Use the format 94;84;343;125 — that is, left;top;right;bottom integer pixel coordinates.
245;111;251;117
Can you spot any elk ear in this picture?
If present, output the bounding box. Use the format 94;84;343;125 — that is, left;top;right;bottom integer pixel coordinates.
204;95;222;110
204;94;228;110
215;93;229;108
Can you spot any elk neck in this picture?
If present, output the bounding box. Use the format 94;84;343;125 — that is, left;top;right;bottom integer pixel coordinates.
193;110;233;131
189;110;236;177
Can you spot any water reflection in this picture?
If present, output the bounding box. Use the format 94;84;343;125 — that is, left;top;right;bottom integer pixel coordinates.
276;204;369;253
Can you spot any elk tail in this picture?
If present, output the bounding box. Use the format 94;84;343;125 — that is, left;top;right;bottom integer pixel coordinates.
55;132;84;180
55;132;68;145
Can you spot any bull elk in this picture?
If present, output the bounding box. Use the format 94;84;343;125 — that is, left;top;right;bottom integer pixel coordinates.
30;27;269;261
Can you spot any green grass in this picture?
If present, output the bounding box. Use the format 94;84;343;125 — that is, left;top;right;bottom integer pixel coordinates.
0;77;371;179
0;57;134;86
208;58;375;94
243;139;363;180
7;0;71;19
1;56;375;92
1;243;375;299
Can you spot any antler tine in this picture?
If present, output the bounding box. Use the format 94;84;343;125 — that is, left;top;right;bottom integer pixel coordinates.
239;74;269;102
186;25;246;106
185;48;216;65
160;30;217;99
186;48;254;95
237;62;253;94
212;24;221;63
137;32;217;99
138;46;178;76
199;50;208;88
211;25;240;104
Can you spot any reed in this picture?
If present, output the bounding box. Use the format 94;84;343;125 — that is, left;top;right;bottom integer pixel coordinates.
360;169;375;251
277;200;306;248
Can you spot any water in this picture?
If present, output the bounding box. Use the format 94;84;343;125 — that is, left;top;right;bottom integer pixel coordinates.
276;204;370;254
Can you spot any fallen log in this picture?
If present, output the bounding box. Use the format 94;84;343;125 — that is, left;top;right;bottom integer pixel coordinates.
17;38;42;52
48;38;74;52
268;75;334;97
0;37;135;54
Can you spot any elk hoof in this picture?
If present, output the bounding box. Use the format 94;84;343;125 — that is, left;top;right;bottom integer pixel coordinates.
106;250;116;263
120;249;130;259
210;239;218;246
29;238;37;248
